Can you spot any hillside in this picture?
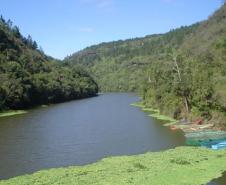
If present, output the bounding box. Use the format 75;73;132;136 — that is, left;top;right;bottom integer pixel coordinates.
65;4;226;127
65;24;199;92
0;16;98;110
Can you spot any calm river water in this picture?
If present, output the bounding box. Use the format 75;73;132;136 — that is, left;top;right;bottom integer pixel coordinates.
0;93;224;184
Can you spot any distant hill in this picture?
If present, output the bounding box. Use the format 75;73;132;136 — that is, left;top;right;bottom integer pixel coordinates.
65;4;226;127
64;24;199;92
0;16;98;110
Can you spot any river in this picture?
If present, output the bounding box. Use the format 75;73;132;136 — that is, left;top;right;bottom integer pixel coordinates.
0;93;225;184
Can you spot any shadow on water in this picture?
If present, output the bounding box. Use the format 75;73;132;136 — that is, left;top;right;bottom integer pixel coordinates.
0;93;185;180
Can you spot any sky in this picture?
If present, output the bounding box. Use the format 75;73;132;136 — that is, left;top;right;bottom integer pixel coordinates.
0;0;223;59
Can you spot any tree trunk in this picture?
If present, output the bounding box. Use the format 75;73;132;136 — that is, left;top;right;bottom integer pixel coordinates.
171;51;190;116
184;96;189;114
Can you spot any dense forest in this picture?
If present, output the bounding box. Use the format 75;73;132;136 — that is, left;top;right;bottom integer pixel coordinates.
0;16;98;110
65;4;226;128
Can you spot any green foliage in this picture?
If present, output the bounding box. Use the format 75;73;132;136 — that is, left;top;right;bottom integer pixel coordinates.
65;4;226;123
0;16;98;110
142;50;218;119
1;147;226;185
65;24;199;92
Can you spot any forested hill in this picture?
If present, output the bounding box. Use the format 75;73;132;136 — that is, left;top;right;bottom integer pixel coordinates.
0;16;98;110
65;4;226;128
64;23;199;92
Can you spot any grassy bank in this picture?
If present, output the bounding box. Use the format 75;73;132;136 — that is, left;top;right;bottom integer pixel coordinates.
0;110;28;118
0;147;226;185
131;101;226;148
131;102;177;125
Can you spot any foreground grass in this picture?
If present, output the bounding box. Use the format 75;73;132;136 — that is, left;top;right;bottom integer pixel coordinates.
1;147;226;185
0;110;27;118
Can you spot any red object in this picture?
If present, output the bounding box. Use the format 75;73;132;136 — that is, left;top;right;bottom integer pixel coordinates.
170;125;178;130
193;118;203;125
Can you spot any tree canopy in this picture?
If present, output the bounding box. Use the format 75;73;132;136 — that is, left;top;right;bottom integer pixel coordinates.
0;16;98;110
65;4;226;127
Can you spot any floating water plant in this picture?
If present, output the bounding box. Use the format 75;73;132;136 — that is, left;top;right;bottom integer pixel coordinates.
1;147;226;185
0;110;28;118
131;101;177;125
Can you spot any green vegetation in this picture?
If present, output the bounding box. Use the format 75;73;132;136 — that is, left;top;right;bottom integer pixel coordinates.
1;147;226;185
148;112;177;124
130;102;144;108
66;4;226;128
0;16;98;111
0;110;27;118
131;102;177;125
1;4;226;184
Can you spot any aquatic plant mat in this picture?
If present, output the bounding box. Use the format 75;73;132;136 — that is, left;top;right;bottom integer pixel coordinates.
0;110;27;118
0;147;226;185
131;102;177;125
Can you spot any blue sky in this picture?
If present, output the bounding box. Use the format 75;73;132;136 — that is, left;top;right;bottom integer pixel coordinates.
0;0;222;59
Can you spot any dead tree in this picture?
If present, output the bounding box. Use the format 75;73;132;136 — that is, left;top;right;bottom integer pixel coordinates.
170;50;190;115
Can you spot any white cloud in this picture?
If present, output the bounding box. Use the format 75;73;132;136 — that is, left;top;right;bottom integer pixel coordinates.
97;0;113;8
162;0;175;3
80;0;114;9
78;27;94;33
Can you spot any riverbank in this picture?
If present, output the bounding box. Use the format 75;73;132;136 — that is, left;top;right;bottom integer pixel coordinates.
0;110;28;118
0;94;225;184
0;94;99;118
131;102;177;124
131;101;226;149
0;146;225;185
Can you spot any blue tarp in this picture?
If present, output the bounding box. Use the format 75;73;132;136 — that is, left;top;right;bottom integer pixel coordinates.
211;141;226;150
185;130;226;150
